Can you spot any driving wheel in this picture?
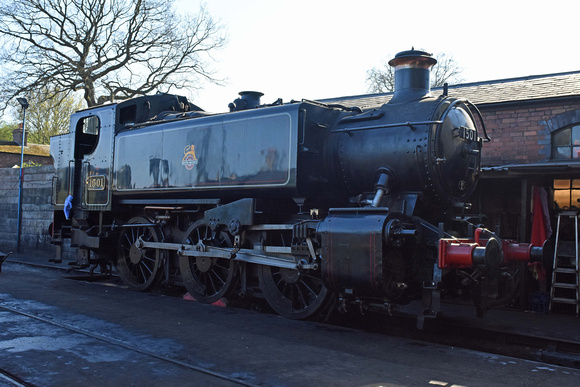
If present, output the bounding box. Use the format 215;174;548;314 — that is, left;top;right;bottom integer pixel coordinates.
116;216;164;291
179;220;236;303
259;264;328;319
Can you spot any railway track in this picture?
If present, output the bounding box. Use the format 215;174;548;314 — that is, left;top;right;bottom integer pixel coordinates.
5;258;580;373
0;368;31;387
0;300;257;387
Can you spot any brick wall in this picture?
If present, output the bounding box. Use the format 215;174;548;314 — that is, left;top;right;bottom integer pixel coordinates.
0;166;56;256
479;101;580;166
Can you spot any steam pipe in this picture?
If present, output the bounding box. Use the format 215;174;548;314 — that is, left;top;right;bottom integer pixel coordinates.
371;169;393;207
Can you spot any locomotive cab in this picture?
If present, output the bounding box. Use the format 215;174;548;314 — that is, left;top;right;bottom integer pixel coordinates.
50;105;115;262
52;106;111;206
51;94;199;262
51;105;115;211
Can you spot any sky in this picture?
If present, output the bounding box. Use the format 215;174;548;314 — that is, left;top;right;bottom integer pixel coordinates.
176;0;580;113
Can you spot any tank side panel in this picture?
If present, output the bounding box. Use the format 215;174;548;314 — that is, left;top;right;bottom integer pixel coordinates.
113;109;298;193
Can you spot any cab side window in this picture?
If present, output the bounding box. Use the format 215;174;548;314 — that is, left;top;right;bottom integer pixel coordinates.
82;115;99;135
74;115;100;159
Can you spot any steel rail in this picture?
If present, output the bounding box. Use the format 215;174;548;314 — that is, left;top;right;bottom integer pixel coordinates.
0;368;31;387
0;302;259;387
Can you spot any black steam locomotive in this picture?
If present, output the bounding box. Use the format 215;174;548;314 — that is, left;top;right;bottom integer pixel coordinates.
50;50;542;326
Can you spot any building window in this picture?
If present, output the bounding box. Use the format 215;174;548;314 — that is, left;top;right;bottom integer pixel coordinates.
551;124;580;159
554;179;580;209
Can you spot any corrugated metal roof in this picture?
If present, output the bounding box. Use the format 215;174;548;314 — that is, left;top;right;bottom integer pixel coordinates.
319;71;580;108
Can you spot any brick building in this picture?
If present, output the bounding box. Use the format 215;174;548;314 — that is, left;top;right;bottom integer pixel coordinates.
454;72;580;166
454;71;580;242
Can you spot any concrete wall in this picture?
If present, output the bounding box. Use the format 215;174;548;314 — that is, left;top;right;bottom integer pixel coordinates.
0;165;56;257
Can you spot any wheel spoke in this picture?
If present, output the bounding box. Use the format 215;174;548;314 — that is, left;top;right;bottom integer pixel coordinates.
142;254;156;263
214;262;229;271
211;268;227;286
274;275;284;288
299;279;317;297
295;284;307;308
140;261;153;275
209;273;218;294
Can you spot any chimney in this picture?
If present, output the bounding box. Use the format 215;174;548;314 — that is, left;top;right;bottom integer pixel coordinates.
388;49;437;103
12;124;27;146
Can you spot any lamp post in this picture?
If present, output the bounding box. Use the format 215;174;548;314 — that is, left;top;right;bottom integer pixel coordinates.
16;97;29;253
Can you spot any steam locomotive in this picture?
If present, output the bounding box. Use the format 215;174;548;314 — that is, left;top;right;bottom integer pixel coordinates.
50;49;543;327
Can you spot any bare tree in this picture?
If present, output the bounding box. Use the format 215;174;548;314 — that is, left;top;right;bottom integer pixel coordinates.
0;0;226;110
430;52;465;88
366;52;465;93
366;65;396;94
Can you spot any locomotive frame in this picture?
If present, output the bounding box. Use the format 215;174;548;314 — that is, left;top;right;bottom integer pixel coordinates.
49;50;544;327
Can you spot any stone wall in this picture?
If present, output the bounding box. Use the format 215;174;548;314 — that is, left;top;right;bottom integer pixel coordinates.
0;165;57;257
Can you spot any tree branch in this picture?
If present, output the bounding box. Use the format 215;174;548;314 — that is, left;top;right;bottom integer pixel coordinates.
0;0;226;111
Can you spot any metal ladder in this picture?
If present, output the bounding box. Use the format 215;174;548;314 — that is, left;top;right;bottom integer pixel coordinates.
549;211;580;315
